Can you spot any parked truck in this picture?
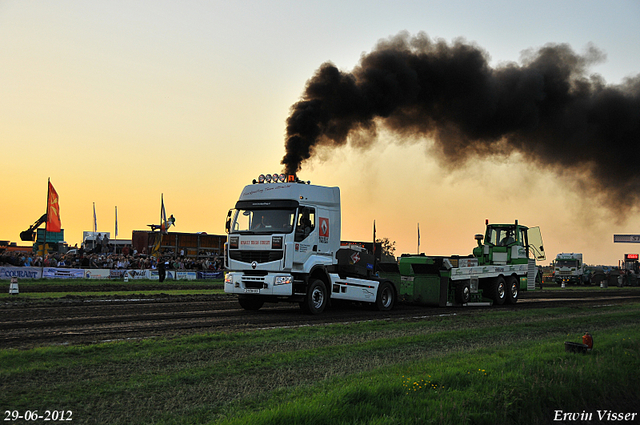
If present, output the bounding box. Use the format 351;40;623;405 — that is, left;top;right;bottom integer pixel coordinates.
553;253;585;285
398;220;546;306
224;174;397;314
617;254;640;287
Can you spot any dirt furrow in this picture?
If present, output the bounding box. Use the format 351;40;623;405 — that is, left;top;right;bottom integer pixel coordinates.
1;290;638;349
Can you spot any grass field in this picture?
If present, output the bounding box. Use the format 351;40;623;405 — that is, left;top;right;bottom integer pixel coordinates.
1;299;639;424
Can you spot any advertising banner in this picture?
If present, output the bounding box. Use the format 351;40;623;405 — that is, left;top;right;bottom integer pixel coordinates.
108;270;126;279
124;269;152;280
614;234;640;243
43;268;85;279
86;269;112;279
175;271;197;281
1;267;223;280
148;270;176;280
0;267;42;280
197;271;224;280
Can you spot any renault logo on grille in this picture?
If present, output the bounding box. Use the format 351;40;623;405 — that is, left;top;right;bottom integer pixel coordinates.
251;261;257;269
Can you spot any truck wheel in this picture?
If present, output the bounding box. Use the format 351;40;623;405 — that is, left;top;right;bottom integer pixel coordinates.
490;277;507;306
455;282;471;304
301;279;327;315
506;276;518;304
375;281;395;311
238;295;264;311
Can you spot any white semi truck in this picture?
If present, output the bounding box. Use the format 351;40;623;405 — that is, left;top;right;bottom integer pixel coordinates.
553;253;585;285
224;174;397;314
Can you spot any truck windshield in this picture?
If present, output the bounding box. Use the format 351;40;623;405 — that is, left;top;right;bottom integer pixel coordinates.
485;226;518;246
556;260;578;268
231;209;296;234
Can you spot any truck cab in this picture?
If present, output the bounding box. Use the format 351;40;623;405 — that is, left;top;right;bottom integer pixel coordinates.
553;253;585;285
224;174;396;314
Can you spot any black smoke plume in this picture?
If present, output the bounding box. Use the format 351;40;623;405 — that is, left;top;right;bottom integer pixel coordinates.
282;32;640;209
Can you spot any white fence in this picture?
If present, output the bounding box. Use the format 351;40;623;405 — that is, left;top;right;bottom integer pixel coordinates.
0;266;223;280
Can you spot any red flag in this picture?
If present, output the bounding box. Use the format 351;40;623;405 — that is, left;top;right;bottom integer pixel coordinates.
46;181;61;232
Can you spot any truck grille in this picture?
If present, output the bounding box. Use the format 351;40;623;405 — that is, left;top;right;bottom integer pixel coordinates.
242;276;266;289
229;250;283;263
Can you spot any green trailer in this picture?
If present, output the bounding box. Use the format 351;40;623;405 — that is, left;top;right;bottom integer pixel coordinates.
398;220;545;307
398;255;492;306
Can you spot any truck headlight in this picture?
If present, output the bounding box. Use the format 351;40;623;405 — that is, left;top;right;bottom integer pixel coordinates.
275;276;292;285
224;273;233;284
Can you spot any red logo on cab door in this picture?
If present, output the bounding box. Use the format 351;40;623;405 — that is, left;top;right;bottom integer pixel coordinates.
319;217;329;243
319;218;329;237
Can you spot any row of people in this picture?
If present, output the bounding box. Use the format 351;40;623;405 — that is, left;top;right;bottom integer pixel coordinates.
0;251;223;271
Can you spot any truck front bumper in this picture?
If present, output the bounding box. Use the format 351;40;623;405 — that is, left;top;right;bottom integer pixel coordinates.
224;271;294;296
555;276;580;284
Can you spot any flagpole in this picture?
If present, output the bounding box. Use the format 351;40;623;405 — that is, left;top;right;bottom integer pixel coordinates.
156;194;165;260
42;178;50;276
92;202;96;253
115;206;118;253
372;220;377;273
417;223;420;254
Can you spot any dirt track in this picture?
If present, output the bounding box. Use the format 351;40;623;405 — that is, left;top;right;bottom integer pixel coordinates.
1;289;639;349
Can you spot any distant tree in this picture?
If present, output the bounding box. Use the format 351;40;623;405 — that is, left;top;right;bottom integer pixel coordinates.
376;237;396;262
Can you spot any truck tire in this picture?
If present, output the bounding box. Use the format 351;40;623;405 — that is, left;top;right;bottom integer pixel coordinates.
506;276;519;304
238;295;264;311
455;282;471;304
489;276;507;306
300;279;328;315
374;281;395;311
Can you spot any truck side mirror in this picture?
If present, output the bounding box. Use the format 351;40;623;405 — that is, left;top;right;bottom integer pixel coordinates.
225;210;232;234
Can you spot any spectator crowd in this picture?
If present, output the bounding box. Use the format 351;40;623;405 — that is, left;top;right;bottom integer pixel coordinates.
0;244;223;272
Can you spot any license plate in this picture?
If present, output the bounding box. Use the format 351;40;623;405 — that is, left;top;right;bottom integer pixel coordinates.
244;289;260;293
